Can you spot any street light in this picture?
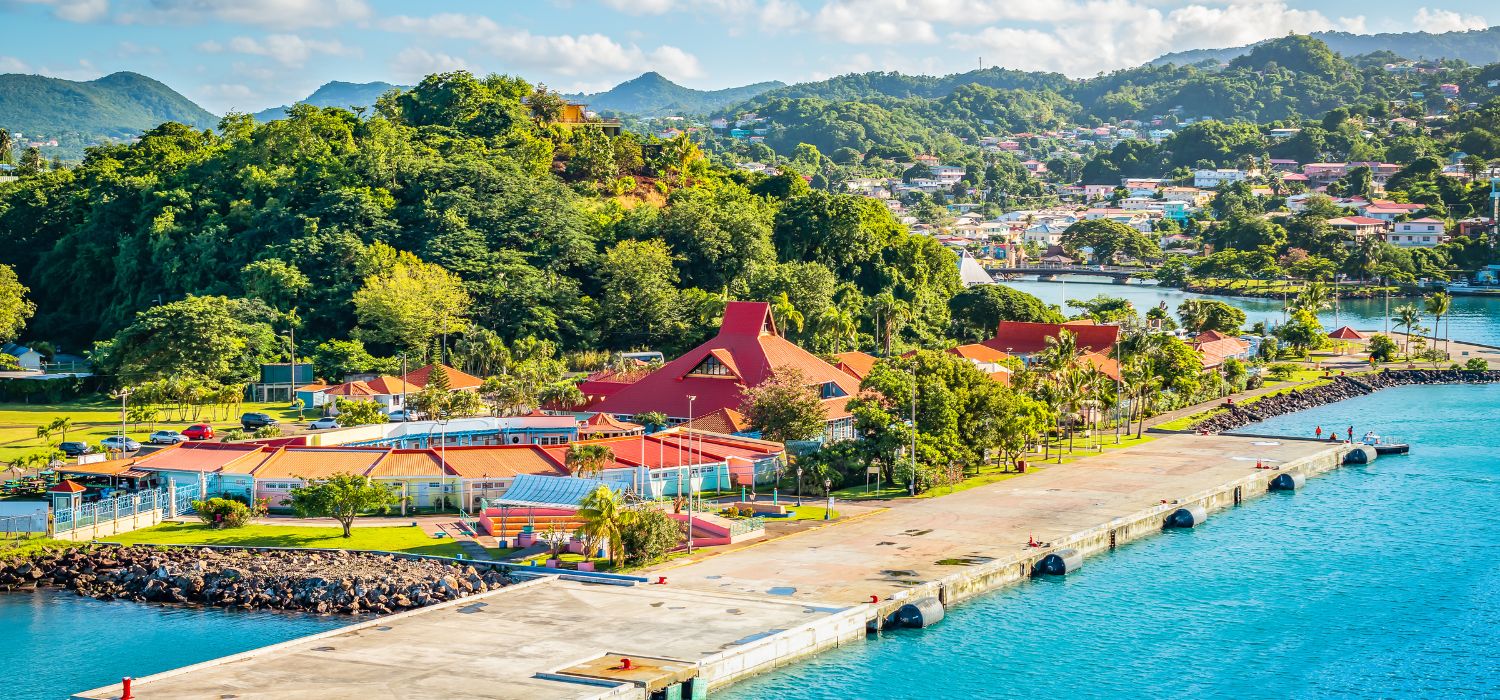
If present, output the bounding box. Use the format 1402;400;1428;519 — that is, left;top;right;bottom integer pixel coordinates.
686;394;696;554
796;466;803;506
824;478;833;520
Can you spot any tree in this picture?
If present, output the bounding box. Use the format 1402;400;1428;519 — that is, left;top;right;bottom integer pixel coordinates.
632;412;668;433
17;147;42;176
353;247;471;356
1177;298;1247;334
597;239;684;350
741;367;827;444
241;259;311;311
287;472;400;537
36;417;72;444
1395;303;1422;357
1277;308;1325;355
311;339;398;381
0;129;11;164
1367;334;1398;362
619;506;683;565
770;291;804;336
334;399;389;426
94;295;278;384
1423;292;1451;357
565;443;616;479
948;285;1063;341
576;485;632;566
0;265;35;343
1060;219;1160;264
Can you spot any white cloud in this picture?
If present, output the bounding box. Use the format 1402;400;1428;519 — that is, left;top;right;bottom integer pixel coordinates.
119;0;371;30
0;56;33;73
759;0;809;30
380;13;500;41
600;0;675;14
14;0;110;22
199;33;357;67
1411;7;1487;33
389;47;473;83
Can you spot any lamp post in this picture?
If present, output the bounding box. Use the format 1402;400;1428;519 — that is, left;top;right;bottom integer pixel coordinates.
824;478;833;520
686;394;695;554
796;466;803;506
908;365;917;496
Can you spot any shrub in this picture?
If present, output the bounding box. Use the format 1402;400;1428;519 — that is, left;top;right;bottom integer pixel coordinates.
219;429;245;443
252;425;282;439
1465;357;1489;371
620;507;683;565
192;497;252;529
1367;334;1398;362
1246;374;1264;390
1267;363;1298;381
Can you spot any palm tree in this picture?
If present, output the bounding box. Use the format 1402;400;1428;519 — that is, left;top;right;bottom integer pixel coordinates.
770;292;804;336
1423;292;1452;358
1291;281;1332;313
1395;303;1422;357
814;307;858;354
575;486;633;567
869;292;910;357
1038;329;1082;372
565;444;616;479
0;128;12;165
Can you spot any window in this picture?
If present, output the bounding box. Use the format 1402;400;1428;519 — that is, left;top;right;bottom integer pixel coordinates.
689;355;733;376
534;435;566;446
820;382;847;399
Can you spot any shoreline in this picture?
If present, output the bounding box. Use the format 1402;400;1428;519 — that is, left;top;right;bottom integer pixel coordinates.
1191;369;1500;434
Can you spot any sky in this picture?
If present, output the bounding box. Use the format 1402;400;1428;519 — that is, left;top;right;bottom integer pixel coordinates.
0;0;1494;114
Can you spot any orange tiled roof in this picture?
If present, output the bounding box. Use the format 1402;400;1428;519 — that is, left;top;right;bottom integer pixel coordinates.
1080;352;1122;381
948;344;1012;364
369;450;447;478
579;412;643;435
140;442;265;473
403;364;482;390
250;448;387;479
439;446;568;479
833;351;879;380
683;407;750;435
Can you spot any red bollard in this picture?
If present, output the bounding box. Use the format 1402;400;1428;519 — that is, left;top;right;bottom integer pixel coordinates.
620;658;633;670
655;576;667;585
121;677;134;700
868;595;879;604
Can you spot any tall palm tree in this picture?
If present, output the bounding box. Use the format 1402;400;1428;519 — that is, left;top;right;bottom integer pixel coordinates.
565;444;616;480
869;292;910;357
1038;329;1082;372
770;292;804;336
1395;303;1422;357
1291;281;1332;313
1423;292;1452;358
814;307;858;354
575;486;633;566
0;128;12;165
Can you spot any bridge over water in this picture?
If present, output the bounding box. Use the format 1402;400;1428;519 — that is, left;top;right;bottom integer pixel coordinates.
984;264;1150;283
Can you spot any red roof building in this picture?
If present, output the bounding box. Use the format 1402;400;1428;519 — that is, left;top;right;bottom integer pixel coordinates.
402;364;482;391
832;351;879;381
979;321;1120;356
590;302;859;442
578;412;644;438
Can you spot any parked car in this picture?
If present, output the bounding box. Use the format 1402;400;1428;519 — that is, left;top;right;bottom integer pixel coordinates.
100;436;141;453
148;430;188;445
59;441;93;457
240;412;279;430
386;409;415;422
308;416;340;430
181;424;215;440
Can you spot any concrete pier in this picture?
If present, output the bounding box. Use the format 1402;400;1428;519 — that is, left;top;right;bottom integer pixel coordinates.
73;434;1347;700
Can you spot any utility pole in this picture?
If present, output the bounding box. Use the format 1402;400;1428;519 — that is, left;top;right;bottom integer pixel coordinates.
686;395;696;554
287;326;298;417
909;366;917;496
400;353;408;419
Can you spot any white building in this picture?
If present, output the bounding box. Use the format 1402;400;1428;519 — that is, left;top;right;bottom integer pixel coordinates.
1386;218;1447;247
1193;169;1250;188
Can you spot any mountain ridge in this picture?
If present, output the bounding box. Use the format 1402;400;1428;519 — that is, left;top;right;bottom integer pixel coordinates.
566;71;785;116
0;71;217;157
1152;26;1500;67
251;80;406;122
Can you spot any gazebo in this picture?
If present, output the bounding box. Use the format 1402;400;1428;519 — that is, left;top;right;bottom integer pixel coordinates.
47;479;87;512
1327;326;1367;356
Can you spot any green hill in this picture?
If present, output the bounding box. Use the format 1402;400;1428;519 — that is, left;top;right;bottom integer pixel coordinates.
0;71;217;159
569;72;785;116
252;81;405;122
1153;26;1500;67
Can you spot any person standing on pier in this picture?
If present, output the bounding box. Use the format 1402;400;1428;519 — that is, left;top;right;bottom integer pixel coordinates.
1316;426;1322;439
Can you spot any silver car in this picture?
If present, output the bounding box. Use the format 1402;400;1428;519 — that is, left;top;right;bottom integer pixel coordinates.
148;430;188;445
308;416;340;430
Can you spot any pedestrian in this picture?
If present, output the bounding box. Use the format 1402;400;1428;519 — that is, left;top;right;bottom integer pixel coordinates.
1347;426;1353;441
1315;426;1322;439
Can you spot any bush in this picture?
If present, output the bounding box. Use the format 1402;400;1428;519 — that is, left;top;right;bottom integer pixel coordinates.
1465;357;1489;371
252;425;282;439
1246;374;1264;390
620;507;683;565
192;497;252;529
1267;363;1298;381
219;429;245;443
1367;334;1398;362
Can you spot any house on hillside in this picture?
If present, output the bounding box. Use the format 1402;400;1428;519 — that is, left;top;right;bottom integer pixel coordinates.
402;364;483;392
1386;218;1447;247
589;302;860;443
1;343;43;371
1191;330;1252;369
979;321;1119;359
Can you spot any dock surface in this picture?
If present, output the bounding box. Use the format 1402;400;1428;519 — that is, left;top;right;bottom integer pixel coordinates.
75;434;1344;700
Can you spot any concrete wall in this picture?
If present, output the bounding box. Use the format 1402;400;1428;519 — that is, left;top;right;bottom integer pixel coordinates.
54;509;164;542
699;604;868;690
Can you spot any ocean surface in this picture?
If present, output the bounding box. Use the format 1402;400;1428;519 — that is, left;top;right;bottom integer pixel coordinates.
722;383;1500;699
0;590;345;699
1002;277;1500;347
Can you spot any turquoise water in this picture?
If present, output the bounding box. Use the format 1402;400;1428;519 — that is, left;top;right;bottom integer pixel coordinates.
1004;278;1500;347
1;590;344;699
723;384;1500;699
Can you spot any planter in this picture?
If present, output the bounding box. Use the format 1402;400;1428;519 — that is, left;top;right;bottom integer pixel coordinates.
544;558;560;568
576;562;595;572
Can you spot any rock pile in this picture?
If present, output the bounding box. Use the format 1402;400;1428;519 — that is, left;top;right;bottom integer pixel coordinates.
0;545;511;615
1193;369;1500;434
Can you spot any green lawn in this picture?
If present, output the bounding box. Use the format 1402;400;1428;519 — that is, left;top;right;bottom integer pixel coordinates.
830;483;910;501
102;522;467;557
782;504;841;520
0;399;306;463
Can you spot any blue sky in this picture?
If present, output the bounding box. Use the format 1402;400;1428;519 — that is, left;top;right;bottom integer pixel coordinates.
0;0;1493;114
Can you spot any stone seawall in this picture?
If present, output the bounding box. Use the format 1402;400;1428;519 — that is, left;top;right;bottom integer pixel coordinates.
1194;369;1500;434
2;544;512;615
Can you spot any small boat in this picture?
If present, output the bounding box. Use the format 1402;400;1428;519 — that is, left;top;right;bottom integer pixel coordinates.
1361;432;1410;455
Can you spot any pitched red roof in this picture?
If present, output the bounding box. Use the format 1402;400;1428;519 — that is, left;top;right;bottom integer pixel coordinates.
1327;326;1367;340
948;344;1012;364
579;412;644;435
49;479;87;493
402;364;482;390
591;301;859;421
980;321;1119;355
683;407;751;434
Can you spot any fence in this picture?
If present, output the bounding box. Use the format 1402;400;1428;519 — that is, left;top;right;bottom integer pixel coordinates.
0;513;48;538
726;517;765;538
52;483;199;539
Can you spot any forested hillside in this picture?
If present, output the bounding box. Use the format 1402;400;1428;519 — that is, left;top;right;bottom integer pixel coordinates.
0;72;217;158
252;81;404;122
1153;26;1500;67
0;72;958;384
569;72;784;116
719;36;1500;158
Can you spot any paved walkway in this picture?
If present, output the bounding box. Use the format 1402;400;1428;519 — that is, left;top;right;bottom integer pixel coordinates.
644;433;1338;606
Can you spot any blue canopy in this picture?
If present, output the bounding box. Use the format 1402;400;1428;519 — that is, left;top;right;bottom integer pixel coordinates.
491;473;620;509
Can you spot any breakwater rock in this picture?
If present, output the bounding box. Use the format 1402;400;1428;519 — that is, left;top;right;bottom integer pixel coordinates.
1194;369;1500;433
0;545;511;615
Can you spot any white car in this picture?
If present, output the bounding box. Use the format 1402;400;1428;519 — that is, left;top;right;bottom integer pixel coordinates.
308;416;340;430
148;430;188;445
